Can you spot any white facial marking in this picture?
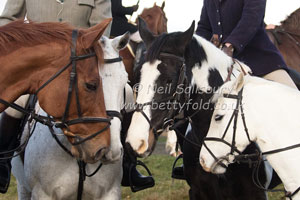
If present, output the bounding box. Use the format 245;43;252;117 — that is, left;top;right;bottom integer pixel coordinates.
126;60;161;154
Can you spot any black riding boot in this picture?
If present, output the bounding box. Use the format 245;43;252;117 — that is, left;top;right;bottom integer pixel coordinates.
121;152;155;192
171;120;188;180
0;112;22;193
121;111;155;192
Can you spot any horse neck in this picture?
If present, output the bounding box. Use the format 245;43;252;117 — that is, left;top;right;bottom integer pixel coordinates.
0;43;68;112
183;36;232;138
241;82;300;194
281;8;300;32
188;35;232;93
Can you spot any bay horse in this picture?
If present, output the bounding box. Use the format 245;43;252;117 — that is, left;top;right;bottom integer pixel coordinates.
201;73;300;199
126;18;271;200
266;8;300;73
0;19;112;163
120;2;168;85
12;34;130;199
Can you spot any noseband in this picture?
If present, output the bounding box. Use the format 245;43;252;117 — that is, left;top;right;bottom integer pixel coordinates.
134;52;188;139
0;30;113;146
202;88;300;199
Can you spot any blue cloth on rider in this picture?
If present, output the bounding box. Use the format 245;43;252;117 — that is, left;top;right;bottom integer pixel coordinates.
195;0;287;76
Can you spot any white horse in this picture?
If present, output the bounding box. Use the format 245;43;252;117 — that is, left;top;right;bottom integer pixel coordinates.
200;73;300;199
11;34;131;200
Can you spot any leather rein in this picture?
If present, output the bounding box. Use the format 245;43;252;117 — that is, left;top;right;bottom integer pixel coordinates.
0;30;125;200
268;28;300;49
202;88;300;199
0;30;114;149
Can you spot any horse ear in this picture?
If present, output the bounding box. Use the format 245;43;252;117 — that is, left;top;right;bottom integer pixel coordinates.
112;31;130;51
80;18;112;49
161;1;165;10
234;73;245;92
138;17;155;47
153;2;156;6
177;21;195;50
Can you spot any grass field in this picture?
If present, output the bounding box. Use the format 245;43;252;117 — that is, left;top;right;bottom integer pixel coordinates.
0;154;285;200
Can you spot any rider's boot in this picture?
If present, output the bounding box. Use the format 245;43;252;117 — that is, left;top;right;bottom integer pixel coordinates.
121;152;155;192
120;111;155;192
0;112;22;193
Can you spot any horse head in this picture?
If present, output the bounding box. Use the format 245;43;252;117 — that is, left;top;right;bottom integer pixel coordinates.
125;18;194;157
138;2;168;35
200;73;252;174
0;19;112;163
98;33;130;163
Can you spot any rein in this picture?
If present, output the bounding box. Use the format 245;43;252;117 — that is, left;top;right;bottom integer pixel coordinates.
269;28;300;48
0;29;112;147
0;30;123;200
48;55;124;200
202;87;300;199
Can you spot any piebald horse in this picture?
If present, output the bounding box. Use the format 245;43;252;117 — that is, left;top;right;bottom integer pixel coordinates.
0;19;112;163
126;18;271;200
201;73;300;199
12;34;131;199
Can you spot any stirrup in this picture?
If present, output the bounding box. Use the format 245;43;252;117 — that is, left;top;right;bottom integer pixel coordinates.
171;154;185;180
129;160;154;192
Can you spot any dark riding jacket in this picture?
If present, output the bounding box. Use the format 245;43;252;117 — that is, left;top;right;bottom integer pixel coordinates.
196;0;287;76
110;0;137;37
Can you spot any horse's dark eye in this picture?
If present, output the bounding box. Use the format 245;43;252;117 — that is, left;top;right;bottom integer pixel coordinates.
85;82;97;91
215;114;224;121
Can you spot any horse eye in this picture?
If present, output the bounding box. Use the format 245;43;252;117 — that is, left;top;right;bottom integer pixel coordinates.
215;114;224;121
85;82;98;91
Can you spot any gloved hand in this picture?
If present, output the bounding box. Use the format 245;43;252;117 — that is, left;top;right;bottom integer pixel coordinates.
222;43;234;57
210;34;220;47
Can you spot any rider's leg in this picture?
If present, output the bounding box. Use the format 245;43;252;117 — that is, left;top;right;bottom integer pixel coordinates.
0;95;29;193
263;69;297;89
120;110;155;192
120;85;155;191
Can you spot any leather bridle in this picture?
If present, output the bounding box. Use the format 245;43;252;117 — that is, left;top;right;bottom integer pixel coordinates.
202;88;300;199
0;29;113;147
134;52;189;139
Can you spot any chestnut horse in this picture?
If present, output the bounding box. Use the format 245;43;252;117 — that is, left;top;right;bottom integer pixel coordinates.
120;2;168;85
266;8;300;72
0;19;112;163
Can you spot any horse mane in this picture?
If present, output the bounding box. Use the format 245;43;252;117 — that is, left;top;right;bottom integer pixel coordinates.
280;8;300;30
0;20;73;55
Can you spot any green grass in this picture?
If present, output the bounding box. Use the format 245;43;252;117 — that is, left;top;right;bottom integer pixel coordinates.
0;155;286;200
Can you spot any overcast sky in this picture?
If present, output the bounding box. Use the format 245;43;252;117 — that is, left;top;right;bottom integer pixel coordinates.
0;0;299;32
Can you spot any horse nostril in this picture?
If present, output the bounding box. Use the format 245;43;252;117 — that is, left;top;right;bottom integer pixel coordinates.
94;147;108;161
137;140;148;154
